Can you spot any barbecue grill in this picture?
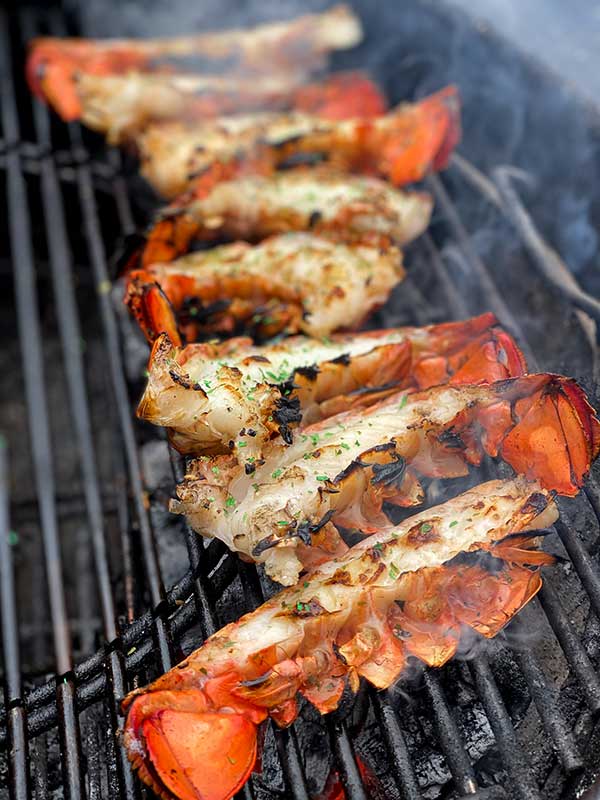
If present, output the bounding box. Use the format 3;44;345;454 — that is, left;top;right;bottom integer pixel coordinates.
2;2;600;799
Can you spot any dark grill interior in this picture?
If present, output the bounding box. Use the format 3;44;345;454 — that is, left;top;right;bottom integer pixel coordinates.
2;2;600;799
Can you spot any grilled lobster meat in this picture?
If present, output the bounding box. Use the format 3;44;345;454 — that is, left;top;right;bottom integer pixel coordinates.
123;477;558;800
121;169;433;272
27;4;363;121
135;85;460;198
173;373;600;585
137;312;526;457
125;233;405;342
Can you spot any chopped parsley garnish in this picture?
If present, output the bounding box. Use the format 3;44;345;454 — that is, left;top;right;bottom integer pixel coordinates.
315;474;328;482
420;522;432;533
272;468;283;479
389;563;399;579
225;496;236;508
398;395;408;410
449;520;458;528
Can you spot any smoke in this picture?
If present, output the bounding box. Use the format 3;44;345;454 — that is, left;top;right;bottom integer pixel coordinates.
70;0;329;38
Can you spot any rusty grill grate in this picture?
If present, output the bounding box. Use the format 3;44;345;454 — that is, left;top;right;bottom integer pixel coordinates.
2;4;600;800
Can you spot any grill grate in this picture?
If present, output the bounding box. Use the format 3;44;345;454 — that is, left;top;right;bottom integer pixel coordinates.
2;4;600;800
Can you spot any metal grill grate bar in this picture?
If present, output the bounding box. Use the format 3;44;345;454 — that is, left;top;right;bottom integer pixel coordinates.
422;670;478;794
555;519;600;619
509;622;584;772
371;692;422;799
0;443;30;800
536;584;600;712
0;9;85;797
471;656;542;800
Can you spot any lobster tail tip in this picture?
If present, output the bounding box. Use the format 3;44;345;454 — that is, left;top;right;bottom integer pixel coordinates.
141;709;257;800
489;373;600;496
124;690;259;800
125;276;182;347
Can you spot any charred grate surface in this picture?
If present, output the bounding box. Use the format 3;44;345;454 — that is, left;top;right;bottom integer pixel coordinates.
1;3;600;800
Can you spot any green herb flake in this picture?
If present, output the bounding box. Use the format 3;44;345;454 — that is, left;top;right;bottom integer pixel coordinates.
315;474;328;482
271;468;283;479
225;496;236;508
238;441;247;448
420;522;432;533
389;563;399;580
211;466;220;475
277;520;289;526
449;520;458;528
397;395;408;410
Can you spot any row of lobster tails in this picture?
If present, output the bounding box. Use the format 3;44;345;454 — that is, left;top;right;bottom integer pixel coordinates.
25;6;600;800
